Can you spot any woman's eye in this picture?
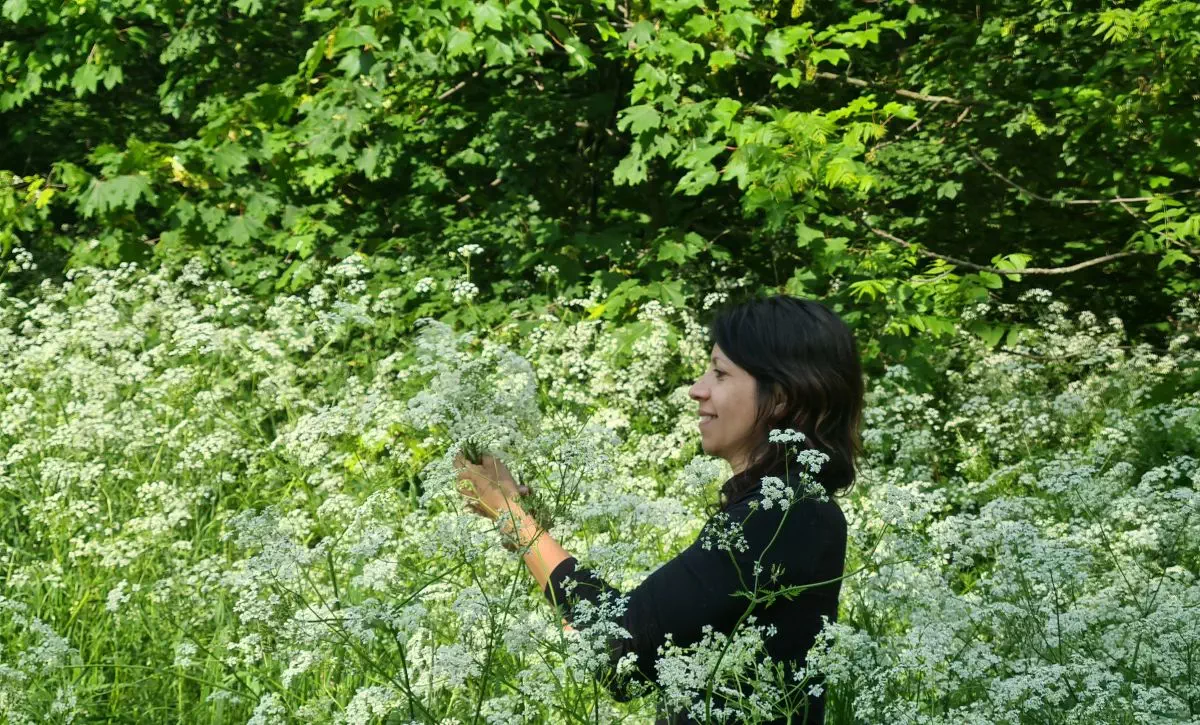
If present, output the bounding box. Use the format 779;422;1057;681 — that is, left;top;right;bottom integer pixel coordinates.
713;370;726;379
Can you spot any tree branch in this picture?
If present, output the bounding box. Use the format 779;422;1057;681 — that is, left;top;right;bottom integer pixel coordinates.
968;149;1200;205
813;71;967;105
715;43;970;107
866;224;1139;276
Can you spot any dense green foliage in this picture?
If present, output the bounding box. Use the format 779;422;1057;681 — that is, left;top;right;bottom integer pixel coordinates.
3;0;1198;361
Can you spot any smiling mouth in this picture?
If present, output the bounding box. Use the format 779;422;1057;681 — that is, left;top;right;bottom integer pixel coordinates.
699;415;716;424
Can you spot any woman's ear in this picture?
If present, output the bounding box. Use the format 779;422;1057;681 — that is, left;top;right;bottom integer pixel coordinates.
770;384;787;420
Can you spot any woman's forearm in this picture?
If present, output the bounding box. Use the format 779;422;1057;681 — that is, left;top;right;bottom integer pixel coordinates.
496;499;572;593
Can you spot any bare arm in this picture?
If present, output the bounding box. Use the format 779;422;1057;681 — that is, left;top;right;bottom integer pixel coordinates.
496;499;572;594
455;454;575;629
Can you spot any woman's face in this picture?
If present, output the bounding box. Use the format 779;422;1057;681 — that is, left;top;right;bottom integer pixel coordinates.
689;344;761;474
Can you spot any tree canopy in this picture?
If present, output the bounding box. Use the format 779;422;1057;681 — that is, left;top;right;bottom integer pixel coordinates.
3;0;1197;359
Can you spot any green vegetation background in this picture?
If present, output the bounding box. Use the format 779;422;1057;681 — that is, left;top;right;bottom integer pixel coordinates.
3;0;1198;363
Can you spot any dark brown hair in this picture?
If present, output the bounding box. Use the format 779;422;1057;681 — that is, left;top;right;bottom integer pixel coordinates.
706;294;865;509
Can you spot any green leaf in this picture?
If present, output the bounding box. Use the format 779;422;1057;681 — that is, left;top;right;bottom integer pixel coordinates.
277;260;315;291
678;140;724;170
224;214;265;246
918;315;956;337
101;65;124;90
795;223;823;247
824;237;848;256
936;180;962;200
810;47;850;67
356;144;382;177
721;147;749;188
1158;248;1194;270
481;37;514;65
709;98;741;130
684;15;716;36
333;25;380;52
622;20;655;49
618;104;662;135
212;143;250;176
721;11;760;43
848;279;888;301
447;27;475;57
708;49;736;71
594;20;620;42
661;35;702;65
79;175;156;217
244;191;281;221
287;233;317;259
198;204;225;232
2;0;29;21
764;30;797;64
613;153;648;185
675;165;719;195
647;280;686;306
972;323;1005;348
844;10;882;25
977;271;1004;289
71;64;103;97
992;252;1032;281
657;239;700;266
473;1;504;32
771;69;803;89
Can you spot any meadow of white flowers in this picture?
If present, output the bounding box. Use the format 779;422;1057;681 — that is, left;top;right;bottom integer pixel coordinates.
0;253;1196;724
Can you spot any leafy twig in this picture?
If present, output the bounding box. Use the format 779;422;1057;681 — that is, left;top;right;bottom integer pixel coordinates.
865;222;1139;276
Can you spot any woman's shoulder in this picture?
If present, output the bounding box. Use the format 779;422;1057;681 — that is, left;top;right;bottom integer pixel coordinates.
701;484;847;581
720;484;846;538
724;469;846;514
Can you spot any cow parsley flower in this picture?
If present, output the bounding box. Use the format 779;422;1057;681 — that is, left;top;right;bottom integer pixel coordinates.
768;428;806;444
759;476;794;510
341;685;402;725
105;580;131;613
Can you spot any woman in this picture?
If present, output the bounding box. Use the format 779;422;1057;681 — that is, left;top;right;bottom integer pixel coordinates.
456;294;864;724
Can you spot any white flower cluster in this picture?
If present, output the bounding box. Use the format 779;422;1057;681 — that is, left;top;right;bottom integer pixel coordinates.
327;252;371;280
653;616;780;722
758;476;794;511
701;291;728;310
450;278;478;303
3;256;1196;723
767;428;806;444
699;511;749;553
0;596;80;722
805;296;1200;723
5;245;37;272
455;243;485;258
674;455;726;492
413;276;436;294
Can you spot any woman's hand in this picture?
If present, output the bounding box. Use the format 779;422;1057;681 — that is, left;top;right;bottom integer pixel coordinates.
454;452;530;520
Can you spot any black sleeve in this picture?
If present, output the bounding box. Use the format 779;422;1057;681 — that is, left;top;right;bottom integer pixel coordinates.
541;497;809;702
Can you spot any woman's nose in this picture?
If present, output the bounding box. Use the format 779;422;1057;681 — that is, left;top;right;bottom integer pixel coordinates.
689;381;706;400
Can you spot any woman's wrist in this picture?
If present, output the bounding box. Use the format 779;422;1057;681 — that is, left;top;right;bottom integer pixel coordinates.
494;501;541;547
484;496;571;593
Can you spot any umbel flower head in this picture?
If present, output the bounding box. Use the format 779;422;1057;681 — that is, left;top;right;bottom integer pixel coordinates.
401;319;541;506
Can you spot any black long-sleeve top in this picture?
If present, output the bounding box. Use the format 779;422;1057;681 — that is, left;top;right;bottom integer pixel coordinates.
541;467;847;724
